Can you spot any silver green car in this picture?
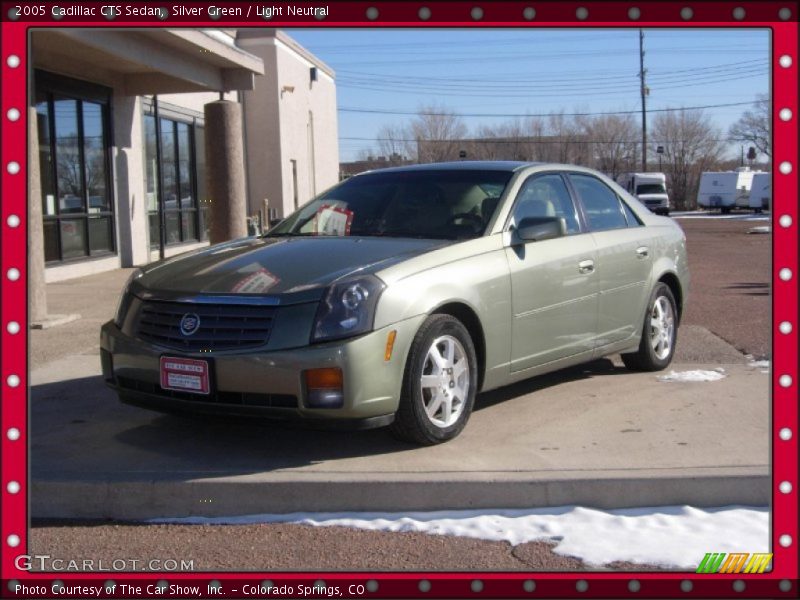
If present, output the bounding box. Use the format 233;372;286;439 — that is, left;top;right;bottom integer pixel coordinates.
101;161;689;445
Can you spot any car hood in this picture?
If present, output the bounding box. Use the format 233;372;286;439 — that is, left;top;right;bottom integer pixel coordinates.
134;236;447;303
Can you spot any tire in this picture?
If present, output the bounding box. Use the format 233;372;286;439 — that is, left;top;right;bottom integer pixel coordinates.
389;314;478;445
621;283;678;372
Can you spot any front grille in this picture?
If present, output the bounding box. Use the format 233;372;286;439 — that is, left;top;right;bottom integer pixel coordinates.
116;376;297;408
136;300;275;352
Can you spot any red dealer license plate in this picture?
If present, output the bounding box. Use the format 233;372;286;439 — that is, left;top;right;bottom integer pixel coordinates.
160;356;210;395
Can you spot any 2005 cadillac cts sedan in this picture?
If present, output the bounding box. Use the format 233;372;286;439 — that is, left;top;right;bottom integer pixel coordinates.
102;162;689;445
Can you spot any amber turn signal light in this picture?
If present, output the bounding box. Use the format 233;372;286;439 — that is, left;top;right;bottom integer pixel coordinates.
384;330;397;361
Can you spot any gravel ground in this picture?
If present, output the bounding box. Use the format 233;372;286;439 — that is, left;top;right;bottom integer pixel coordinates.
677;216;771;359
30;522;664;572
28;216;769;573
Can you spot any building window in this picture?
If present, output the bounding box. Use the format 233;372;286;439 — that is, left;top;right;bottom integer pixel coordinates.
35;72;114;263
144;112;208;250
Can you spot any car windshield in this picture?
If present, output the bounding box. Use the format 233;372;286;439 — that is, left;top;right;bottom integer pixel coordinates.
267;169;513;240
636;183;667;194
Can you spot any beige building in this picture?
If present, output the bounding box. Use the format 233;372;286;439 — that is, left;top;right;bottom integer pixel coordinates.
238;30;339;221
28;29;339;323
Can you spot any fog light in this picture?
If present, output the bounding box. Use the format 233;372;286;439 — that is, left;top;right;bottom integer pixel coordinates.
305;368;344;408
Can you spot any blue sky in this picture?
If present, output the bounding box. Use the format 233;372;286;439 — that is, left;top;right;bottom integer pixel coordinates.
287;28;770;161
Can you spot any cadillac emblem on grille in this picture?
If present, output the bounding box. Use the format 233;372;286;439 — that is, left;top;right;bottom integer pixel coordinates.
179;313;201;336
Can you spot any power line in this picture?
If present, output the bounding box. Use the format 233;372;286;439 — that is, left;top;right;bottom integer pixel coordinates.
337;59;768;87
323;44;766;67
337;101;759;119
336;70;767;98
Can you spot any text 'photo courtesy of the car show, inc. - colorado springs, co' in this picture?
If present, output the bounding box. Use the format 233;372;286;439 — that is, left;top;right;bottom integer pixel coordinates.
0;2;797;600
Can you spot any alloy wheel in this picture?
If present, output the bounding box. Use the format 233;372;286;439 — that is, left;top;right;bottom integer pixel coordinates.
419;335;470;428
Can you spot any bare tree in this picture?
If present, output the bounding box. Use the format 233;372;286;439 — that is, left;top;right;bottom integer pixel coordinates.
411;104;468;163
652;108;726;210
729;94;770;158
466;120;531;161
376;124;415;163
578;114;639;180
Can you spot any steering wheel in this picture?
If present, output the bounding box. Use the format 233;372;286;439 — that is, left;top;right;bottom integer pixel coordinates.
448;212;485;231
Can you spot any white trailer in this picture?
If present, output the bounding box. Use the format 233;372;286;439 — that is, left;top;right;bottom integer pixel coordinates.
696;168;758;214
748;172;770;211
616;172;670;215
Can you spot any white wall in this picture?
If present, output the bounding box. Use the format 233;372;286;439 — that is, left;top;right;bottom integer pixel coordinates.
275;38;339;216
239;32;339;221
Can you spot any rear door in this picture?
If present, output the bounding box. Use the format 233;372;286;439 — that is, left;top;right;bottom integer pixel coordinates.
567;173;652;350
504;172;598;372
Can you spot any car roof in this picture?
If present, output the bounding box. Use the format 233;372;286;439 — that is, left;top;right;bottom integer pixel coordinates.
359;161;542;175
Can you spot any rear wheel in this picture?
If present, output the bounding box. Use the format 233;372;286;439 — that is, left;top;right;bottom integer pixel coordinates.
389;314;478;445
621;283;678;372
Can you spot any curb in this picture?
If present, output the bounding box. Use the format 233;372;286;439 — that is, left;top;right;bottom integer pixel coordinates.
32;469;769;520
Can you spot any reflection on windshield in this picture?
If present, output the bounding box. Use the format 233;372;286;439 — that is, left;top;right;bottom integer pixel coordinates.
268;170;512;240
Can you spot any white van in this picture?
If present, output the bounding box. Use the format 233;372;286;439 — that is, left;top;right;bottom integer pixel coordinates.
697;168;757;214
748;172;770;212
617;172;670;215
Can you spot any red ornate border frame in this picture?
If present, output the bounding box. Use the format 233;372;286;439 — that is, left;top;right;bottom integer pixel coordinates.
1;2;797;598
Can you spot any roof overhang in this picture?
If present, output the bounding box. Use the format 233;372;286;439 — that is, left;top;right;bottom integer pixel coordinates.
31;29;265;94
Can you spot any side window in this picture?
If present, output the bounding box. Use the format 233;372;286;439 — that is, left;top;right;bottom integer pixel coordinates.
621;199;643;227
569;173;628;232
511;174;581;234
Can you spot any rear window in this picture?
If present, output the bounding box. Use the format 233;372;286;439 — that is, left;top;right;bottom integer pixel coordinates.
569;173;628;232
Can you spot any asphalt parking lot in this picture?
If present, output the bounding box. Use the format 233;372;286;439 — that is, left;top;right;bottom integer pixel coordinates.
28;213;772;570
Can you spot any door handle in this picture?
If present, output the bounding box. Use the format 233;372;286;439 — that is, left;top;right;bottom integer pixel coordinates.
578;259;595;274
636;246;650;259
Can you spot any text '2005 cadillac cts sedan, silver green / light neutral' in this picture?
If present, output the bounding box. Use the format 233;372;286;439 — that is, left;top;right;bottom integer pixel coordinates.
101;161;689;445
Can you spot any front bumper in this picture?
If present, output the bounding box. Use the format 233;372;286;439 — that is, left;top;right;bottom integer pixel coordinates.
100;314;425;426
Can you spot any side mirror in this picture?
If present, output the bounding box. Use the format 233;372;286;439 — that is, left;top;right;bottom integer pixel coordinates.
514;216;566;243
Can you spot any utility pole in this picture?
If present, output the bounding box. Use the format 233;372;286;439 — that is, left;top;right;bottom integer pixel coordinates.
639;29;648;172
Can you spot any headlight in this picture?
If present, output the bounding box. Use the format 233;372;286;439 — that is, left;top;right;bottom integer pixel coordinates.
311;275;385;343
114;268;143;328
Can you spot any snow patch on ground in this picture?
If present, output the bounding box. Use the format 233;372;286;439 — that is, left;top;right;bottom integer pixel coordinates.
748;360;770;369
153;505;768;569
657;369;727;382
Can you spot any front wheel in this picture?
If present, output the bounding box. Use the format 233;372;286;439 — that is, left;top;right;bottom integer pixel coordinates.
389;314;478;445
621;283;678;372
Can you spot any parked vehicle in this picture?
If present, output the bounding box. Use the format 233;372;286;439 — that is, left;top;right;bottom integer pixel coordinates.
102;162;689;445
697;167;758;214
616;172;670;215
748;172;770;212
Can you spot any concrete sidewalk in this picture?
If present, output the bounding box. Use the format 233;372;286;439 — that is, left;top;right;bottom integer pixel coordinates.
28;268;769;520
31;351;769;520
